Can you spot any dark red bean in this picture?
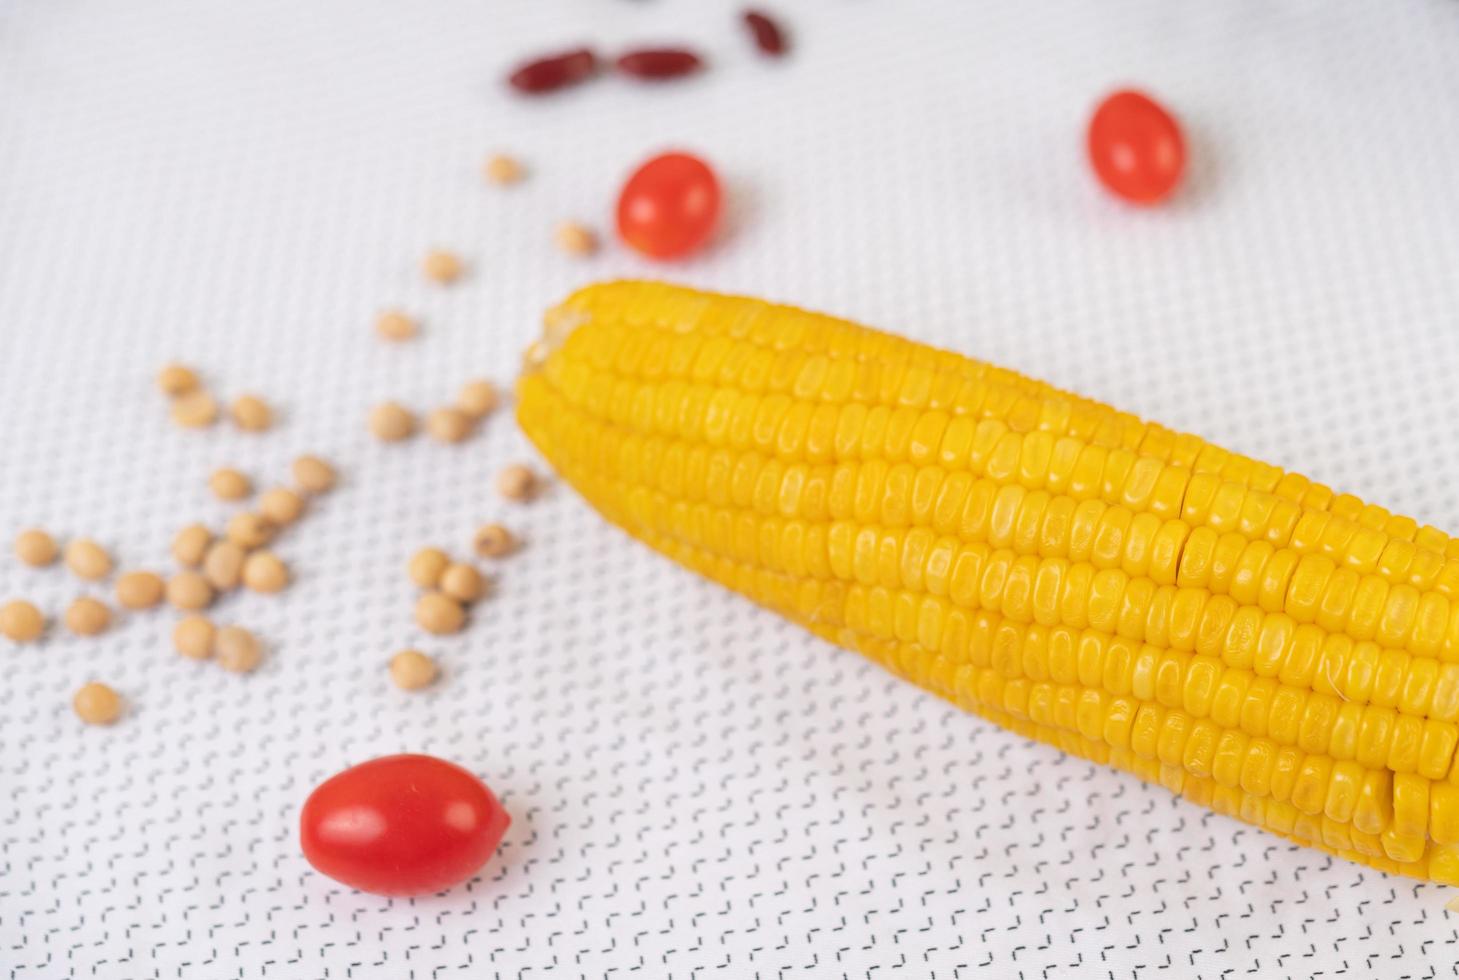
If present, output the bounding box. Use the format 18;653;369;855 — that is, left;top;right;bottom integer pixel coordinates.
508;48;599;95
742;10;787;56
615;48;703;81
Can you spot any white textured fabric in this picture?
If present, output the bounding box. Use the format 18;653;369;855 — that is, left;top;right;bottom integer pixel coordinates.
3;1;1459;977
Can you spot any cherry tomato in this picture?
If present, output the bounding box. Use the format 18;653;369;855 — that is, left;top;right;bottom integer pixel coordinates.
1087;90;1185;205
300;754;510;896
616;152;721;260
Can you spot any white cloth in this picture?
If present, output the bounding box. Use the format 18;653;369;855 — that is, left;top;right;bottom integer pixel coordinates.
2;1;1458;977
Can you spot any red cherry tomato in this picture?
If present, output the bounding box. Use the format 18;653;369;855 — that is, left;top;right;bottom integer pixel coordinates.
300;754;510;897
1087;90;1185;205
616;152;721;260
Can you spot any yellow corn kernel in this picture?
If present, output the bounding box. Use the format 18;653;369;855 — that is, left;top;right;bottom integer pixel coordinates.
1211;729;1248;788
1325;701;1362;762
1419;720;1458;781
1268;745;1304;803
1380;826;1426;865
1182;719;1219;778
1266;685;1306;747
1144;585;1176;649
1353;768;1394;835
1323;760;1363;823
1103;695;1137;749
1153;650;1189;709
1385;712;1423;774
1208;531;1248;596
1264;798;1298;835
1166;588;1207;653
1286;554;1334;624
1290;755;1333;815
1117;577;1156;642
1240;738;1277;797
1229;540;1274;607
1430;783;1459;844
1209;666;1251;730
1130;703;1163;759
1378;585;1420;651
1074;630;1106;688
1342;641;1381;703
1276;625;1323;691
1432;663;1459;722
1429;842;1459;886
1349;575;1391;640
1177;527;1218;589
1251;613;1296;679
1146;521;1189;587
1195;595;1238;659
1259;550;1300;614
1319;815;1352;852
1356;705;1397;769
1240;677;1278;739
1399;656;1439;718
1087;568;1128;635
1392;772;1430;838
1102;637;1135;695
1370;647;1411;709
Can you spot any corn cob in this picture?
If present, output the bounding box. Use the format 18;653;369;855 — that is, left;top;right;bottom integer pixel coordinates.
517;280;1459;885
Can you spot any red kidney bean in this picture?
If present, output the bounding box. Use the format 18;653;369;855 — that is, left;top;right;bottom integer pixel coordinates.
508;48;599;94
742;10;787;56
615;48;703;80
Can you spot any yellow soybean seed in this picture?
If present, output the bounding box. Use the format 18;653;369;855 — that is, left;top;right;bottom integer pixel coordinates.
389;649;438;690
555;221;598;257
14;527;57;565
171;390;219;428
209;467;252;501
166;571;215;611
416;592;465;635
369;402;416;442
64;539;112;581
0;600;45;643
427;407;474;444
203;540;247;590
422;249;464;284
73;682;122;725
258;488;305;526
156;363;200;397
376;310;419;342
457;380;500;419
440;562;486;603
64;597;111;636
172;524;213;567
409;548;450;588
215;625;262;673
497;464;539;501
173;616;215;660
242;551;289;593
115;571;165;610
292;455;337;494
483;153;524;185
226;513;275;549
472;523;518;558
14;528;58;567
230;394;272;432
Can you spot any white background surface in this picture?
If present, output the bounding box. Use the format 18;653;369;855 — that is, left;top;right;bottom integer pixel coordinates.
3;1;1459;977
